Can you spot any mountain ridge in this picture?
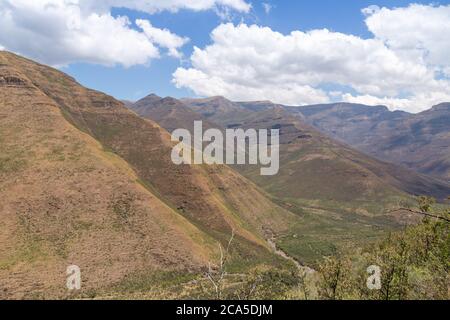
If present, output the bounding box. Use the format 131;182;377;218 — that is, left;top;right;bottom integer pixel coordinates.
0;52;219;298
137;93;450;264
179;95;450;181
0;51;300;298
289;102;450;181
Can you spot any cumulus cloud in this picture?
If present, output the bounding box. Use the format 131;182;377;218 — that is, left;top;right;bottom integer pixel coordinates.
173;4;450;112
174;66;329;105
365;4;450;74
0;0;249;67
85;0;251;14
136;20;189;58
342;90;450;114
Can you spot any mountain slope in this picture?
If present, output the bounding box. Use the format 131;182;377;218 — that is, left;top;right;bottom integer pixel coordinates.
182;96;256;127
131;94;218;133
0;54;219;299
287;102;450;181
156;96;449;263
183;97;449;201
0;52;299;276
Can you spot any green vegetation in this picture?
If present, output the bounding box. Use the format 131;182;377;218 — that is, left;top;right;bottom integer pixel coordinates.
271;195;412;265
73;197;449;300
0;241;47;271
0;154;27;173
111;270;199;295
0;147;28;173
316;197;449;300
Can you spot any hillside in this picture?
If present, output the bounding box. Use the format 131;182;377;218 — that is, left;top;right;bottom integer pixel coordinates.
2;51;447;298
183;97;450;201
286;103;450;181
0;52;300;298
131;94;218;133
0;53;218;299
166;96;449;263
316;199;449;300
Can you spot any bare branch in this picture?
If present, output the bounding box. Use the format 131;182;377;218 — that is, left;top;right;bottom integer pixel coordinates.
203;229;236;299
386;208;450;223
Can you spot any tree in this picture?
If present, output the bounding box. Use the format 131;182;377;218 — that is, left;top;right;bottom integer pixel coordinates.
203;229;235;299
318;254;354;300
317;196;449;300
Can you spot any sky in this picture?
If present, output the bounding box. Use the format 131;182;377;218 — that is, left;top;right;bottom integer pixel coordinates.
1;1;450;113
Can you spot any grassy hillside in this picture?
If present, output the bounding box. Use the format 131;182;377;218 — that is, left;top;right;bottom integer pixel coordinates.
0;52;305;299
0;54;220;299
2;51;445;300
183;97;450;264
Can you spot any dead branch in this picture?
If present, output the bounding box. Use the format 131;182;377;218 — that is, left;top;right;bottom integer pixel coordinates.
386;208;450;223
205;229;235;299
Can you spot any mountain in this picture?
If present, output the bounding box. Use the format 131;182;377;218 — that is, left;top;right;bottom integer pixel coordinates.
0;52;299;298
0;52;216;298
130;94;218;133
173;96;449;262
120;99;135;108
183;97;449;197
286;102;450;181
181;96;254;126
2;51;447;298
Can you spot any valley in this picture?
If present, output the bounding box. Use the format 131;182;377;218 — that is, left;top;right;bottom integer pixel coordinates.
0;51;448;299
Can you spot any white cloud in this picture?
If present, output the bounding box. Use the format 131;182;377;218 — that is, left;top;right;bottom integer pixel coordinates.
173;4;450;112
173;22;450;111
0;0;250;67
85;0;251;14
262;2;272;14
0;1;157;67
136;20;189;58
342;90;450;114
174;67;329;105
365;4;450;74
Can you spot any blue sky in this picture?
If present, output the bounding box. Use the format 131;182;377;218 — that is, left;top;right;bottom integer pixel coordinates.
1;1;449;112
59;0;446;102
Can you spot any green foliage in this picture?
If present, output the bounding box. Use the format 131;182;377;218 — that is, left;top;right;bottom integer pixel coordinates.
316;197;449;300
418;196;435;214
230;269;301;300
318;255;356;299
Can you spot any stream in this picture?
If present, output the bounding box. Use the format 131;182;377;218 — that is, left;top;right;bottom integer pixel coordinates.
267;238;315;274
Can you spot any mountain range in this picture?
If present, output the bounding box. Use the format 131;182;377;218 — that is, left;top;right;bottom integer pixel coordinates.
1;51;449;299
130;94;450;265
133;94;449;200
286;103;450;182
0;52;297;298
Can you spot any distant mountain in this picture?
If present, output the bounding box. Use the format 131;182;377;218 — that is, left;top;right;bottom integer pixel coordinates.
285;103;450;181
184;97;449;200
3;51;447;298
185;97;450;182
130;94;218;133
182;96;255;126
0;52;299;298
183;96;450;262
120;99;135;108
